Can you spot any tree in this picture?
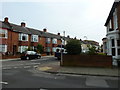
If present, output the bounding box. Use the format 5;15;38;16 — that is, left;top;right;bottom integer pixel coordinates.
65;39;82;55
37;44;44;54
87;45;97;55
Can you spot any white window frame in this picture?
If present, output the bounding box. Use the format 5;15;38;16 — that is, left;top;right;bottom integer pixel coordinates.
31;35;38;42
46;38;51;44
0;29;8;38
52;38;57;44
0;44;7;52
19;33;28;41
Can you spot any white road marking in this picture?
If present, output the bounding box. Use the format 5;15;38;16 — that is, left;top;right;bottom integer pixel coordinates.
24;66;31;68
14;67;18;69
2;67;12;70
0;81;8;85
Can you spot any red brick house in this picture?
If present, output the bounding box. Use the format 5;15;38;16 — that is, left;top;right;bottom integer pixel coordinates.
0;17;63;55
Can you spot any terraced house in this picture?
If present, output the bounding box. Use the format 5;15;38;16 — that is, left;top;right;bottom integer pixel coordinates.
104;0;120;61
0;17;64;55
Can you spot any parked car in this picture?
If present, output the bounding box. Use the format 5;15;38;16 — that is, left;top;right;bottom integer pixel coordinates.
20;51;41;60
55;49;67;60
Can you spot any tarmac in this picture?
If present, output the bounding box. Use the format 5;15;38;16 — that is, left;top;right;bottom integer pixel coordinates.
37;60;120;77
1;56;119;77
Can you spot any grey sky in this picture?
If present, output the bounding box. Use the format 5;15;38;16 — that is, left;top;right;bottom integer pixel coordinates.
0;0;115;44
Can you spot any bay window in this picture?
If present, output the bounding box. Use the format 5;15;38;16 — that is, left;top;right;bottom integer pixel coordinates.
0;44;7;52
52;47;56;52
18;46;28;53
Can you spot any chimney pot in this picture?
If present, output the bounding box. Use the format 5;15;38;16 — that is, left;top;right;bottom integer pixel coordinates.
58;33;60;35
43;28;47;32
67;35;70;38
21;22;26;27
4;17;9;23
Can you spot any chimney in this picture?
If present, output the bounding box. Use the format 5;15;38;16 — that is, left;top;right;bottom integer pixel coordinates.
21;22;26;27
4;17;9;23
67;35;70;38
43;28;47;32
58;33;60;35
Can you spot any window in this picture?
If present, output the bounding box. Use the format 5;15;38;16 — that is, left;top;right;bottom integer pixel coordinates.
52;47;56;52
52;38;57;44
0;29;7;38
118;49;120;55
18;46;28;53
112;48;115;56
31;35;38;42
107;19;113;32
46;38;51;44
111;39;115;47
61;39;65;45
113;9;118;30
109;20;112;29
0;44;7;52
46;47;50;52
19;33;28;41
117;40;120;46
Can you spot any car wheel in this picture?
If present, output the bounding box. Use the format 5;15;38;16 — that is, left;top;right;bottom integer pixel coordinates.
37;56;41;59
26;56;30;60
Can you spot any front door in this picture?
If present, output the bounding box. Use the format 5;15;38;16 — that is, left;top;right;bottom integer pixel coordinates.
13;45;17;55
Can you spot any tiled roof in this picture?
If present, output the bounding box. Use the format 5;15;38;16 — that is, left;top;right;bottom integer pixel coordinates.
0;21;12;30
82;40;99;46
11;23;31;34
0;21;62;39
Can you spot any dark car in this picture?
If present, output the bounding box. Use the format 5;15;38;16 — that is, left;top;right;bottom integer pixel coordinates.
20;51;41;60
55;49;67;60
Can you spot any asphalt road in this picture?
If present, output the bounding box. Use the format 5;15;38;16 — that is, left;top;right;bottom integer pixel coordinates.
1;56;119;89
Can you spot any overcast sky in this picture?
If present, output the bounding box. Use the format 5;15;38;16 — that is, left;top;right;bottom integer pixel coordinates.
0;0;115;44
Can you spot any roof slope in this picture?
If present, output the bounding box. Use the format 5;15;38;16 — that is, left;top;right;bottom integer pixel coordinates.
0;21;61;39
105;1;120;26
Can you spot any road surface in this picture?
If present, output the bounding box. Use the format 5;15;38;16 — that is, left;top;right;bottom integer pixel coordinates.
1;56;119;89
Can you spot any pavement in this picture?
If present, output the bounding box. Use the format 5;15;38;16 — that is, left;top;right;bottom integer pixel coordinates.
37;60;120;77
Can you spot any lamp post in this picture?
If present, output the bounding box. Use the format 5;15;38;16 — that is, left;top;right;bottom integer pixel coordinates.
60;31;65;65
61;37;63;65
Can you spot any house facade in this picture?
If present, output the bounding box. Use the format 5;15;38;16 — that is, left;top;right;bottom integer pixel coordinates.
104;0;120;61
102;38;107;54
80;40;100;53
0;17;63;55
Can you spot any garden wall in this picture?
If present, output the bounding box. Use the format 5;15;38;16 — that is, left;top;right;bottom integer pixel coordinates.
61;55;112;68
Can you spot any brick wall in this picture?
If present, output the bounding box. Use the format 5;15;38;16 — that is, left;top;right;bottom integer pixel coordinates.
117;4;120;30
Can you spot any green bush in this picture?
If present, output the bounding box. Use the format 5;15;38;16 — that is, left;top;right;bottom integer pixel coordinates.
37;44;44;54
65;39;82;55
97;53;106;55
